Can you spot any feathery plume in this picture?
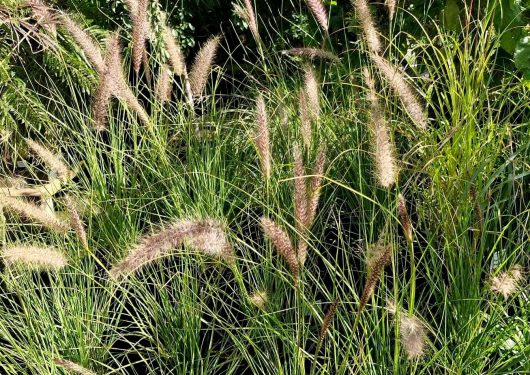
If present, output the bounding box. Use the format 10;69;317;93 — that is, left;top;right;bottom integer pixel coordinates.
304;65;320;122
249;290;268;309
104;32;150;127
260;217;299;283
92;68;113;131
400;314;427;359
371;54;427;130
189;35;222;97
254;95;271;179
363;68;397;187
53;358;96;375
64;195;88;251
293;144;309;265
162;26;186;76
490;265;524;299
110;218;232;278
305;0;328;33
182;220;233;260
307;144;326;227
58;13;105;74
299;91;312;149
359;241;392;313
351;0;382;54
131;0;149;73
397;193;413;244
242;0;259;41
155;64;173;102
92;33;121;131
387;301;427;359
282;48;340;63
26;139;71;180
318;301;339;348
386;0;397;21
0;196;69;233
26;0;57;35
3;245;67;270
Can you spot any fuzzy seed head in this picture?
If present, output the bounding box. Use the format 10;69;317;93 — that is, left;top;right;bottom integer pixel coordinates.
260;217;299;283
307;144;326;226
3;245;67;270
305;0;328;33
299;91;312;149
254;95;271;179
53;358;96;375
490;265;524;299
243;0;259;41
398;194;413;243
249;290;268;309
162;26;186;76
26;139;72;180
359;241;392;312
351;0;382;54
155;64;173;102
400;315;427;359
363;68;397;188
104;32;150;127
319;301;339;346
0;196;69;234
110;218;232;278
293;144;309;265
64;195;88;251
371;54;427;130
189;35;222;97
131;0;149;73
386;0;397;20
304;65;320;122
59;13;105;74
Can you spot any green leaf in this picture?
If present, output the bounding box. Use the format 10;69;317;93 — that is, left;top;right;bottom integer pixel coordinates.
514;35;530;70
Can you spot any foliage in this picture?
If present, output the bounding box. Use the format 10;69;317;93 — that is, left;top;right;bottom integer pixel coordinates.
0;0;528;374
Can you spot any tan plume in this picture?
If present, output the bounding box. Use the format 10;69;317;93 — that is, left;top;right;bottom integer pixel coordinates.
58;13;105;74
189;35;222;97
162;26;186;76
386;0;397;21
26;139;72;181
293;144;309;265
304;65;320;122
371;54;427;130
110;218;232;278
242;0;259;41
397;193;413;243
359;240;392;313
351;0;382;54
489;265;524;299
104;32;151;127
299;91;312;149
260;217;299;284
155;64;173;102
249;290;268;309
363;68;397;187
305;0;328;33
131;0;149;73
0;195;69;233
318;301;339;348
387;302;427;360
64;195;89;251
3;245;67;270
253;95;271;179
53;358;96;375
